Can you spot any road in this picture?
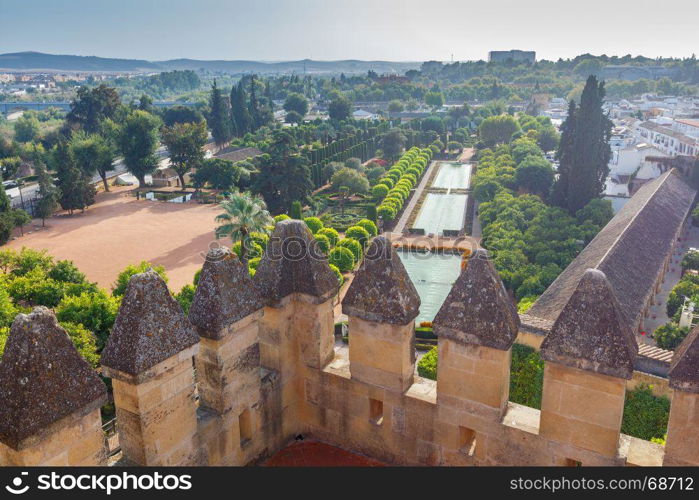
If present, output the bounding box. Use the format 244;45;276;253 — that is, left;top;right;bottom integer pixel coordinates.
7;147;168;208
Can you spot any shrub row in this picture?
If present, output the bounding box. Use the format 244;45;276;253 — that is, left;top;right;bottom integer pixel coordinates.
374;146;433;221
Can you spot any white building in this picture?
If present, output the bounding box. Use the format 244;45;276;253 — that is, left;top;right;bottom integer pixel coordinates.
675;119;699;138
637;121;698;156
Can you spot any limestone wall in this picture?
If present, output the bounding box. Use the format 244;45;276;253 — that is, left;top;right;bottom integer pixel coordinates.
2;225;697;467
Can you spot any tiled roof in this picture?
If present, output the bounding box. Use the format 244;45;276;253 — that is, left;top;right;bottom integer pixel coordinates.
527;169;696;333
213;147;263;163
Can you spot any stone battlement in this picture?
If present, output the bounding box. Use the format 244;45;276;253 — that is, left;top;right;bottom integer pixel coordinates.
1;221;698;466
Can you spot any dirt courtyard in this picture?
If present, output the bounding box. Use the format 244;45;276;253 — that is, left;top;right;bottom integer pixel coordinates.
7;187;224;291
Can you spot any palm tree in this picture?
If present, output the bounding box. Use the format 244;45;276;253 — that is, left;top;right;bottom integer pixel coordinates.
215;191;273;263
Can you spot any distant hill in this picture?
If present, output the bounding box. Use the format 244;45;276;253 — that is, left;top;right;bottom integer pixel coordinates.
0;52;420;75
0;52;160;72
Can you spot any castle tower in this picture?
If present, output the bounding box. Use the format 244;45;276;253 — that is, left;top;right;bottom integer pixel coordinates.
664;326;699;465
101;270;200;466
188;248;265;464
254;219;339;438
342;236;420;393
434;250;519;413
0;308;107;466
432;250;519;461
539;269;637;461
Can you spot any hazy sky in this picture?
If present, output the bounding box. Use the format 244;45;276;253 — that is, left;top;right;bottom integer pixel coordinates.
2;0;697;61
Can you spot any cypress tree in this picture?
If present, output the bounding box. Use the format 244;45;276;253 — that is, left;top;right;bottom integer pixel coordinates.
552;76;612;213
209;80;232;146
550;100;577;207
230;81;252;137
290;200;302;219
248;75;260;130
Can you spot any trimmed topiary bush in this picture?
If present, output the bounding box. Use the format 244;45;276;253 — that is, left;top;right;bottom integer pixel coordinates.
345;226;371;247
274;214;290;223
377;205;396;220
304;216;324;234
290;201;303;219
317;227;340;246
329;263;344;286
338;238;362;263
356;219;378;237
314;233;331;254
372;184;389;200
328;247;355;272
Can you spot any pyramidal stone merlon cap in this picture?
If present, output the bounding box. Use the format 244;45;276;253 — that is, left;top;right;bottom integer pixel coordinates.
342;236;420;325
540;268;637;379
189;248;264;339
433;249;519;350
0;307;106;449
668;325;699;393
100;269;199;376
254;219;339;305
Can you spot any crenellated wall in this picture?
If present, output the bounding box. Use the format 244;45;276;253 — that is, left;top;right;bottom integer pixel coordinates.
1;222;699;467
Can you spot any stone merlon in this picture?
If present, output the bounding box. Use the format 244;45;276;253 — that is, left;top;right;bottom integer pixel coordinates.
540;269;638;379
433;249;519;350
0;307;106;449
342;236;420;324
189;248;264;339
100;270;199;376
668;325;699;393
253;219;339;305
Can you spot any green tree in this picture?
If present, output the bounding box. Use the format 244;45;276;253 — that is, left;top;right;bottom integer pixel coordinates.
387;100;404;113
290;200;303;219
381;129;407;160
52;142;95;214
537;126;560;152
552;76;612;213
251;133;313;214
681;250;699;272
112;261;168;297
654;323;690;350
425;91;444;108
70;131;116;192
0;175;16;244
66;84;122;134
621;385;670;441
230;81;252;136
478;115;520;146
192;158;240;190
161;120;207;188
215;191;273;263
118;110;162;187
34;162;59;226
514;155;554;198
284;93;309;116
328;92;352;121
209;80;232;146
163;105;205;126
14;113;40;143
285;111;304;124
55;290;119;351
330;168;369;194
